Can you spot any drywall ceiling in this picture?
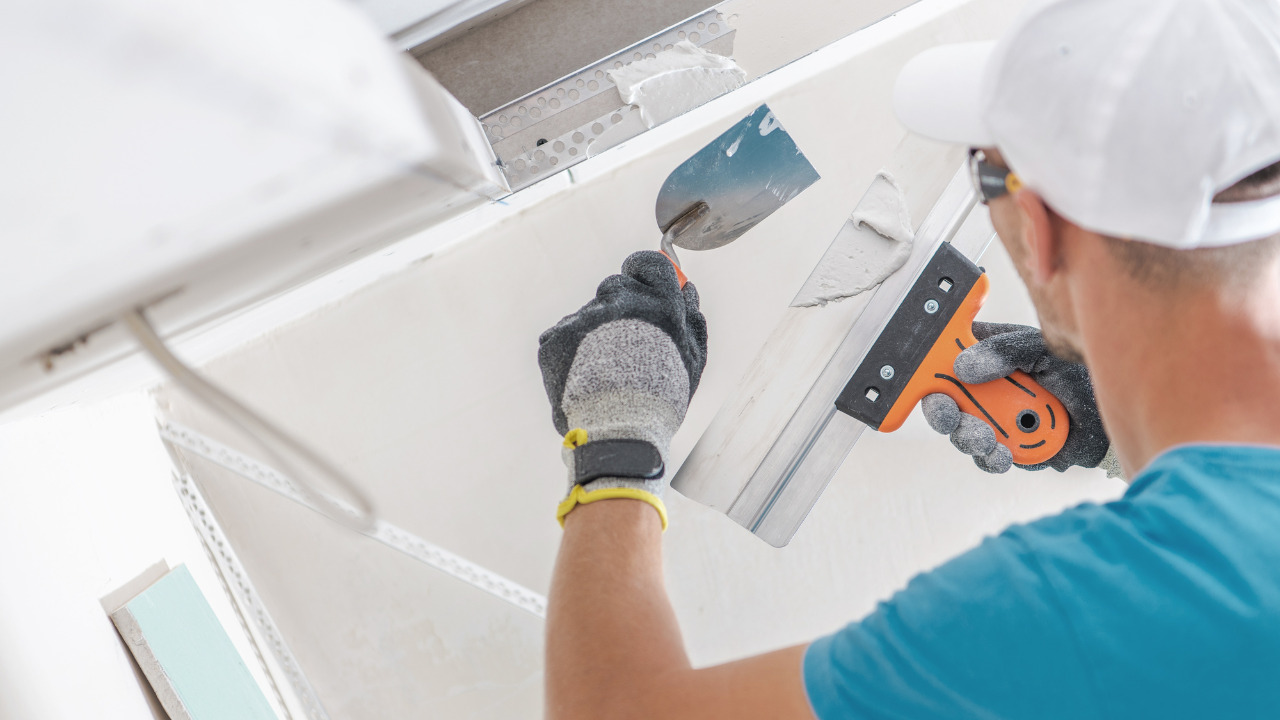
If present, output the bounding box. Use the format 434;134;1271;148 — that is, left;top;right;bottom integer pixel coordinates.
155;0;1125;717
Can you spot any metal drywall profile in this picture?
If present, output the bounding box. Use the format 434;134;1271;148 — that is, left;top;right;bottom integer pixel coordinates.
674;163;992;547
164;438;329;720
478;8;737;191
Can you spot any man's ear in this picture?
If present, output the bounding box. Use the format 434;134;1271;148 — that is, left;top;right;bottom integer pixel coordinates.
1013;190;1062;285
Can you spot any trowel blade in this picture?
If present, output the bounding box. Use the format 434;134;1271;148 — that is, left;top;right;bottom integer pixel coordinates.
656;104;820;251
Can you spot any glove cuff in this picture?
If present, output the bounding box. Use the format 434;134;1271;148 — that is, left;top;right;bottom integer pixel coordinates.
1098;444;1125;480
557;428;670;530
556;485;669;531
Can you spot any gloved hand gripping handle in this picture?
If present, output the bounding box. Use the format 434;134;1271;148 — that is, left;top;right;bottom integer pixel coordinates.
836;242;1069;466
878;274;1069;465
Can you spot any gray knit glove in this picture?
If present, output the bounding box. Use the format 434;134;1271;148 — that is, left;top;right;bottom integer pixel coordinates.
921;322;1120;476
538;251;708;529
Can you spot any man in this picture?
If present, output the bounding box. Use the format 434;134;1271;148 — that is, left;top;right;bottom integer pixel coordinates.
536;0;1280;716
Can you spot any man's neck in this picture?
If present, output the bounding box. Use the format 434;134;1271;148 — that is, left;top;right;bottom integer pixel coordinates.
1081;267;1280;478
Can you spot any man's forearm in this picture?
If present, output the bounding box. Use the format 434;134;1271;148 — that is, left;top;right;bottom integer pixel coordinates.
546;499;816;720
547;498;687;718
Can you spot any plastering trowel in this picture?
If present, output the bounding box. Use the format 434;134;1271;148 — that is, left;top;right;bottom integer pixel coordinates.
654;104;821;286
672;164;1069;546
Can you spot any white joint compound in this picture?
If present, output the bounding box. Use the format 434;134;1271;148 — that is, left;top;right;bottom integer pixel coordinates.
607;41;747;129
791;171;915;307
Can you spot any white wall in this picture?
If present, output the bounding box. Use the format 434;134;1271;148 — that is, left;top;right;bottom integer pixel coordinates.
0;394;280;719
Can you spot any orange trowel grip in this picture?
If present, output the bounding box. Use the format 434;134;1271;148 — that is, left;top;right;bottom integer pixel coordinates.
660;250;689;289
879;275;1070;466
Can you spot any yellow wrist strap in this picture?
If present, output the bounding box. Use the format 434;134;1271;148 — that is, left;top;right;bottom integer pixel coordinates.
558;428;668;530
556;485;669;531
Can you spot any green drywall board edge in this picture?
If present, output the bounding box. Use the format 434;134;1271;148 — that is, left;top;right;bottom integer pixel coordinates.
110;564;276;720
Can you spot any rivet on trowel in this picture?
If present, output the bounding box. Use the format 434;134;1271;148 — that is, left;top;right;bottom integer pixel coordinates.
924;299;940;314
879;365;895;380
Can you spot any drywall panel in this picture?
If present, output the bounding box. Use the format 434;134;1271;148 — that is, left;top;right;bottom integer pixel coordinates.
109;565;277;720
158;0;1124;716
0;394;282;719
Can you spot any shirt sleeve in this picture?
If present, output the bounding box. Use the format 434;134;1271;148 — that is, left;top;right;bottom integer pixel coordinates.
802;529;1101;720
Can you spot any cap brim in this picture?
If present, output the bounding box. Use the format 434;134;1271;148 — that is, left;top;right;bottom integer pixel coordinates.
893;41;996;146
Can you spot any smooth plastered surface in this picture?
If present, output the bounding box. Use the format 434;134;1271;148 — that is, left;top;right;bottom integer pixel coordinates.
159;0;1124;717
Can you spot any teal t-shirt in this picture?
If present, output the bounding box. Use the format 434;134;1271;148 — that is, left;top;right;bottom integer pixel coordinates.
803;445;1280;719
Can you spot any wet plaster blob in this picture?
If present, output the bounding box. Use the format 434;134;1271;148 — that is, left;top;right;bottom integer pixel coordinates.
608;41;748;128
791;171;915;307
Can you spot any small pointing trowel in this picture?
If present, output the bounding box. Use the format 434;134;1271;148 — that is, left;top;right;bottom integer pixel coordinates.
655;104;821;286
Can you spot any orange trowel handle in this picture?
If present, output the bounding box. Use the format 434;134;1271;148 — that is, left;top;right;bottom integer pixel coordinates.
660;250;689;288
879;274;1069;466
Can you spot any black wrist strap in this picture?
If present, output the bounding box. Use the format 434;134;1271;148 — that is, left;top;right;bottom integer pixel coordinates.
573;440;664;485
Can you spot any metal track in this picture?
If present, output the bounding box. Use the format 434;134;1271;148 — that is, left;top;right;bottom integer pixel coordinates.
479;7;737;190
169;460;330;720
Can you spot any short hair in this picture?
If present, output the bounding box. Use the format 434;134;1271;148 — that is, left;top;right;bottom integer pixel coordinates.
1102;160;1280;287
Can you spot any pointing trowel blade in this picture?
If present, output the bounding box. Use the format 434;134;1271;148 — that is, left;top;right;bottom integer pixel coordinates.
656;104;820;251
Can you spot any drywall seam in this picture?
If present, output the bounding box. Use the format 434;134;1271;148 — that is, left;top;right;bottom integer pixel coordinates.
609;41;747;128
791;171;915;307
159;420;549;619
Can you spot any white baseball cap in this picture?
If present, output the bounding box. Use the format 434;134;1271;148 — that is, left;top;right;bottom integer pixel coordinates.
893;0;1280;248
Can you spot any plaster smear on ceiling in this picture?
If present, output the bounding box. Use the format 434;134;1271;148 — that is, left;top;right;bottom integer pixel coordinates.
792;171;915;308
609;41;748;128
